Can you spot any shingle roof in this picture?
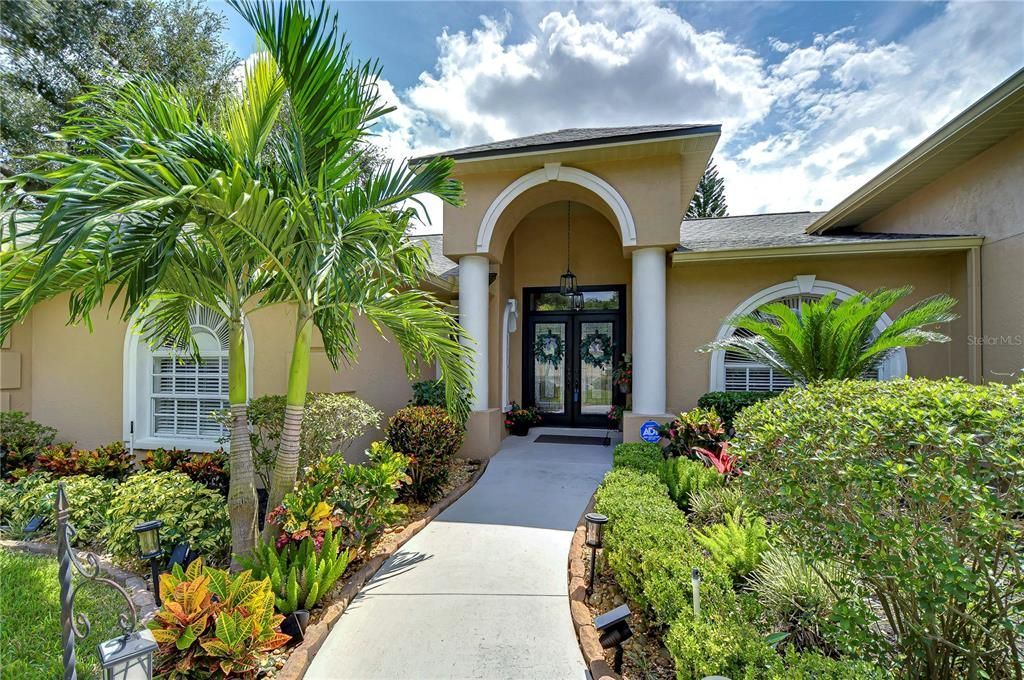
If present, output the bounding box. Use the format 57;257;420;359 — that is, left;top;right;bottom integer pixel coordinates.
414;124;720;162
409;233;458;279
679;211;966;252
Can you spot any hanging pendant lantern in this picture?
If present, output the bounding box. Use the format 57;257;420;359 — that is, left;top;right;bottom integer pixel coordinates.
560;201;579;296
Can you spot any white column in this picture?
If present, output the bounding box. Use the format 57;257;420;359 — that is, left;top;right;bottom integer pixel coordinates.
459;255;490;411
631;247;667;415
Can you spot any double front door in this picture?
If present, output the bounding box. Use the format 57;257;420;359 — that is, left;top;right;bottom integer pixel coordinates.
523;286;625;428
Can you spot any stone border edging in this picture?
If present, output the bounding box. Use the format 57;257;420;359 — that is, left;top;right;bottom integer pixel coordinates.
567;493;620;680
0;538;158;623
276;458;490;680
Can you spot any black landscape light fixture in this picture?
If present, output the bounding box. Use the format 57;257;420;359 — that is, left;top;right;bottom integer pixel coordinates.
584;512;608;596
97;629;158;680
133;520;164;605
23;515;45;534
167;543;198;572
595;603;633;674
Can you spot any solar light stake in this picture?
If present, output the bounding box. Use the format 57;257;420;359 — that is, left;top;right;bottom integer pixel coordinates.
584;513;608;596
595;604;633;675
133;520;164;606
692;568;701;621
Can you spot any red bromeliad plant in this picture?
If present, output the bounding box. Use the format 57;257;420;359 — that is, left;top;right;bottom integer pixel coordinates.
694;441;742;477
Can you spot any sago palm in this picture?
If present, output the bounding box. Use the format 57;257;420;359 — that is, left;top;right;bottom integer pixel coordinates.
700;287;958;385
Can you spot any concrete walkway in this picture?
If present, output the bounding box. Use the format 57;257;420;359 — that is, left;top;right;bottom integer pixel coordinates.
304;428;615;680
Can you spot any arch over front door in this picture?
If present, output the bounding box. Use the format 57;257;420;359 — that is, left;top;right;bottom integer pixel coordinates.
475;163;638;253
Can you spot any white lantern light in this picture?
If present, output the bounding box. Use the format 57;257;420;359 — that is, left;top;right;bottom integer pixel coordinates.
97;629;158;680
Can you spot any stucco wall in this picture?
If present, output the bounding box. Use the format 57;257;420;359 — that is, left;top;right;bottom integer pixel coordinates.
666;252;971;412
860;129;1024;382
19;294;425;459
0;313;33;412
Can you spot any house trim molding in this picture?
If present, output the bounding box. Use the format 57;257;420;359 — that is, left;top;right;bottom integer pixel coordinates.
476;164;638;252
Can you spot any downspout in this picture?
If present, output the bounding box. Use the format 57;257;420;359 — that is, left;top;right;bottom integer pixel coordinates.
966;245;983;383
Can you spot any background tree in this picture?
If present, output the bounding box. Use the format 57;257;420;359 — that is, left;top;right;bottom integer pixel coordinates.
687;159;728;218
700;287;957;385
0;0;237;172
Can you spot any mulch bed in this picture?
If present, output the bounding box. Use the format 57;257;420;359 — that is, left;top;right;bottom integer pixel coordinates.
259;458;486;679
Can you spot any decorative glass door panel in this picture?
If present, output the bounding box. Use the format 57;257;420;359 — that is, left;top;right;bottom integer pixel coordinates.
523;287;625;428
578;321;615;416
532;321;567;415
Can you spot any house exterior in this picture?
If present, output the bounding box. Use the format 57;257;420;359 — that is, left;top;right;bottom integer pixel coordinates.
1;69;1021;459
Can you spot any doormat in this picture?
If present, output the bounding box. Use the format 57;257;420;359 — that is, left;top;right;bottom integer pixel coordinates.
534;434;611;446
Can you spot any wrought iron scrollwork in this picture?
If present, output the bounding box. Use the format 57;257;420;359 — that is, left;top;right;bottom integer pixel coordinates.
57;482;138;680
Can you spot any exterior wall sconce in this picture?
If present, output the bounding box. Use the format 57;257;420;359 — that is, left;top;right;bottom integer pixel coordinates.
584;512;608;596
133;520;164;605
595;603;633;674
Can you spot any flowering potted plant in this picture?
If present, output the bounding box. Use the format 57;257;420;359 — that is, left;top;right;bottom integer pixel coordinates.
607;405;624;431
612;353;632;394
504;402;541;436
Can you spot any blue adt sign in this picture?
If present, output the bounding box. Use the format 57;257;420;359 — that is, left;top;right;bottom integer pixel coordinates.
640;420;661;444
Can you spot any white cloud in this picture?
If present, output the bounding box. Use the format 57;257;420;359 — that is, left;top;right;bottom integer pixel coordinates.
377;0;1023;224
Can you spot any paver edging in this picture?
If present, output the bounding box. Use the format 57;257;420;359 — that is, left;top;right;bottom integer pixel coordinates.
567;493;621;680
276;457;490;680
0;538;158;623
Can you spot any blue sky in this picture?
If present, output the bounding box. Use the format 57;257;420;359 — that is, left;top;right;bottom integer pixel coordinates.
212;1;1023;217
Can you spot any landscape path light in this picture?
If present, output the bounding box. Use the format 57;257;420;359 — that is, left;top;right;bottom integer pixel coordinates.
584;512;608;596
97;629;158;680
594;603;633;674
133;520;164;605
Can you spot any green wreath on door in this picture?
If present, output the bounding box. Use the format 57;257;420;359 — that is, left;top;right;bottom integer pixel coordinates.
580;330;614;369
532;329;566;366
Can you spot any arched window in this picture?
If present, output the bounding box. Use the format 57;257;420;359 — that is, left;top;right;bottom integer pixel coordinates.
123;306;252;451
708;275;907;393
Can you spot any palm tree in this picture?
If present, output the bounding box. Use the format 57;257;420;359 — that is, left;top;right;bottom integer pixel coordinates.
1;1;472;557
227;0;471;524
700;287;958;385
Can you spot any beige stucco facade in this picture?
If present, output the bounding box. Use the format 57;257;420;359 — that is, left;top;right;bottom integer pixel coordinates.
2;85;1020;458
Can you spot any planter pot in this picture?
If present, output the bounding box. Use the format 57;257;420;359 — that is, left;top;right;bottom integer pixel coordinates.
508;423;531;437
281;610;310;643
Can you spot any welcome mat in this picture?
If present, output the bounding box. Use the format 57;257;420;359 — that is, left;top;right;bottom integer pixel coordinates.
533;434;611;446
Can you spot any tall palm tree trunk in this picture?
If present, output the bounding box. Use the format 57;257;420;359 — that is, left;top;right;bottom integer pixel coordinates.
226;316;257;568
263;308;313;539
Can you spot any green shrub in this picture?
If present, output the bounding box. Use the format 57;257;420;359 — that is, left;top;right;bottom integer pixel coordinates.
240;527;352;615
667;612;783;680
658;456;723;510
10;474;115;545
697;391;776;431
694;509;770;581
769;649;887;679
735;378;1024;677
35;441;133;480
0;471;53;533
386;406;465;502
240;393;381;488
410;379;470;420
104;471;230;567
688;484;747;525
595;468;732;626
611;442;662;473
0;411;56;479
748;548;852;654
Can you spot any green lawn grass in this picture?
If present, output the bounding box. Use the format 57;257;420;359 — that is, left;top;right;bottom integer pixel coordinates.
1;549;133;679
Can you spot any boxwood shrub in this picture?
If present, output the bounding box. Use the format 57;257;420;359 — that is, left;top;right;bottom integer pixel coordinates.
734;378;1024;678
103;471;230;566
610;442;662;473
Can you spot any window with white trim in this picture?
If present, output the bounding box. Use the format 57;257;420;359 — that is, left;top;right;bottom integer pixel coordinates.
710;277;907;393
125;306;250;451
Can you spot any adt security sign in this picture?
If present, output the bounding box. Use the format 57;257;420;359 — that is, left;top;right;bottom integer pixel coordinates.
640;420;661;444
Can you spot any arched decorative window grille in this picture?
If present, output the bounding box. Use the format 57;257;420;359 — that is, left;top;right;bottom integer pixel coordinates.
709;275;907;393
123;306;252;451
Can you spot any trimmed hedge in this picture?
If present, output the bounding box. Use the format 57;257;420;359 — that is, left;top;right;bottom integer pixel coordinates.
598;443;881;679
697;391;776;430
610;442;662;473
